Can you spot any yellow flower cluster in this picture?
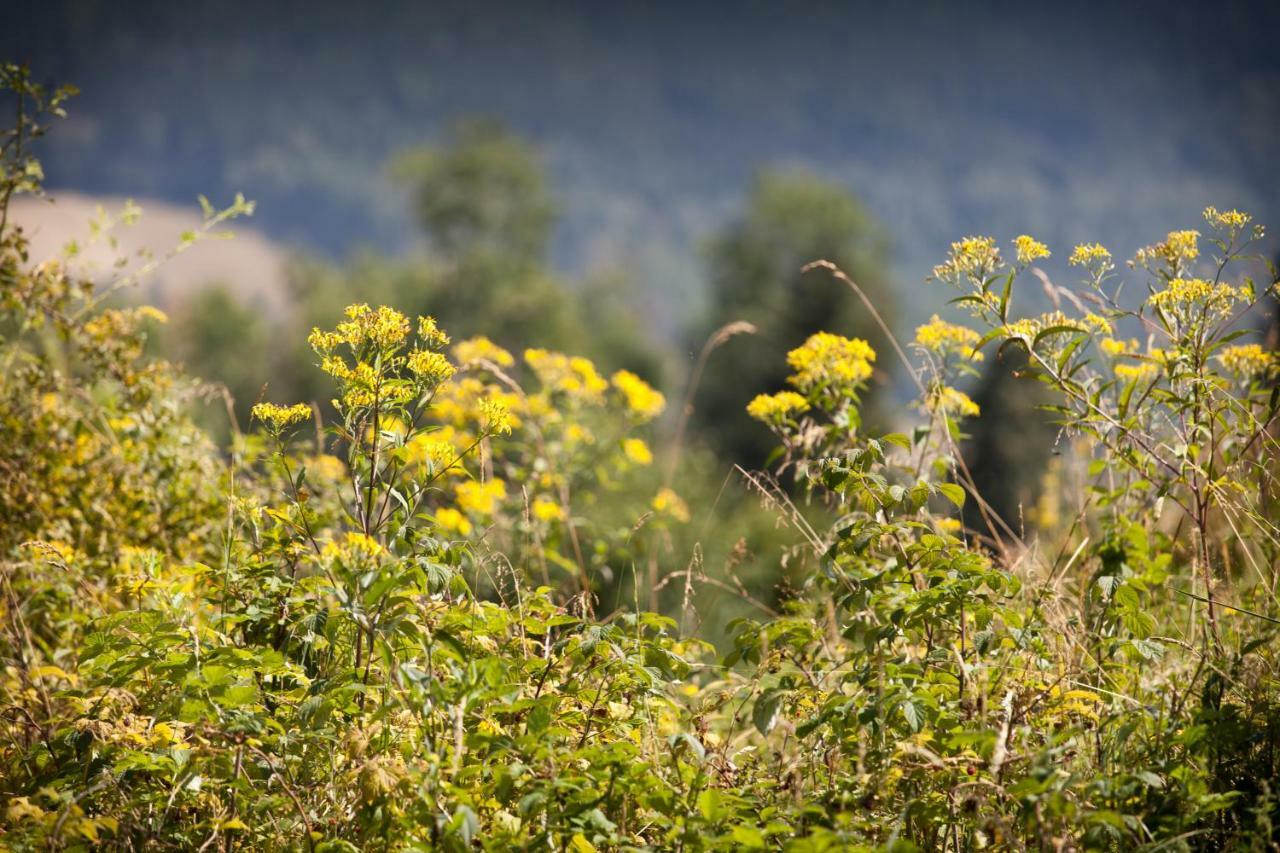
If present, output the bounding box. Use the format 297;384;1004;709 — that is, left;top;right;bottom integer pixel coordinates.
1099;337;1137;357
786;332;876;393
525;348;609;402
479;397;514;435
1218;344;1276;378
251;402;312;431
1081;313;1113;334
1203;206;1251;232
418;316;451;349
622;437;653;465
453;336;515;368
1114;361;1159;383
1069;243;1112;268
1135;230;1200;270
434;507;472;536
531;498;564;523
337;304;411;349
652;487;690;523
406;350;456;384
323;531;385;562
927;385;980;418
457;478;507;516
611;370;665;421
1148;277;1247;318
914;315;984;360
746;390;811;424
932;236;1000;281
1014;235;1050;266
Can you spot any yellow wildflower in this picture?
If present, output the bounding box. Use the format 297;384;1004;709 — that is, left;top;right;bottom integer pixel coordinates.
1014;235;1050;266
1115;362;1159;382
1218;343;1276;378
933;236;1000;282
1099;337;1137;357
1135;230;1199;271
525;349;609;402
434;507;473;536
531;498;564;523
914;315;983;360
611;370;666;421
926;386;980;418
746;390;810;424
308;327;344;354
652;487;691;523
786;332;876;393
622;437;654;466
251;402;312;431
480;397;514;435
417;315;451;348
1203;206;1251;233
453;336;515;368
457;479;507;516
407;350;456;384
1148;277;1246;318
1069;243;1112;268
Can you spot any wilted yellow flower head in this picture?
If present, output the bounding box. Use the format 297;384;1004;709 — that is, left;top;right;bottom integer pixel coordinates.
622;437;654;466
914;315;983;361
453;336;515;368
746;390;810;424
1014;235;1050;266
1218;343;1276;379
611;370;665;421
252;402;312;432
933;236;1001;282
786;332;875;393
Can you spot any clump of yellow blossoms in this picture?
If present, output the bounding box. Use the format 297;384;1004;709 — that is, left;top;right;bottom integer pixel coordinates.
407;350;456;383
1203;206;1251;233
1134;230;1200;271
1069;243;1112;268
453;336;515;368
479;397;514;436
251;402;312;432
914;315;983;361
746;390;810;425
525;348;609;403
611;370;665;422
1218;344;1276;379
1148;277;1247;319
622;437;653;466
932;236;1000;282
652;487;690;523
457;479;507;516
1014;235;1050;266
926;385;980;418
528;498;562;523
786;332;876;393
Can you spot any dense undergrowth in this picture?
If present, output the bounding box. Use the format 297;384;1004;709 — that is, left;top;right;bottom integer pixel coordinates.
3;65;1280;851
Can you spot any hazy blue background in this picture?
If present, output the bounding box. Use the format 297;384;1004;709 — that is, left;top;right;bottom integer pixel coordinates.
5;0;1279;333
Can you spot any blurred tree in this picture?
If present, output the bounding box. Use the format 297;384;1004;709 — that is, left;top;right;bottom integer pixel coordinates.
393;118;556;268
690;169;895;467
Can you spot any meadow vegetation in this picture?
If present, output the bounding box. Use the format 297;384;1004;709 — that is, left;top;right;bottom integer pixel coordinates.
3;65;1280;851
